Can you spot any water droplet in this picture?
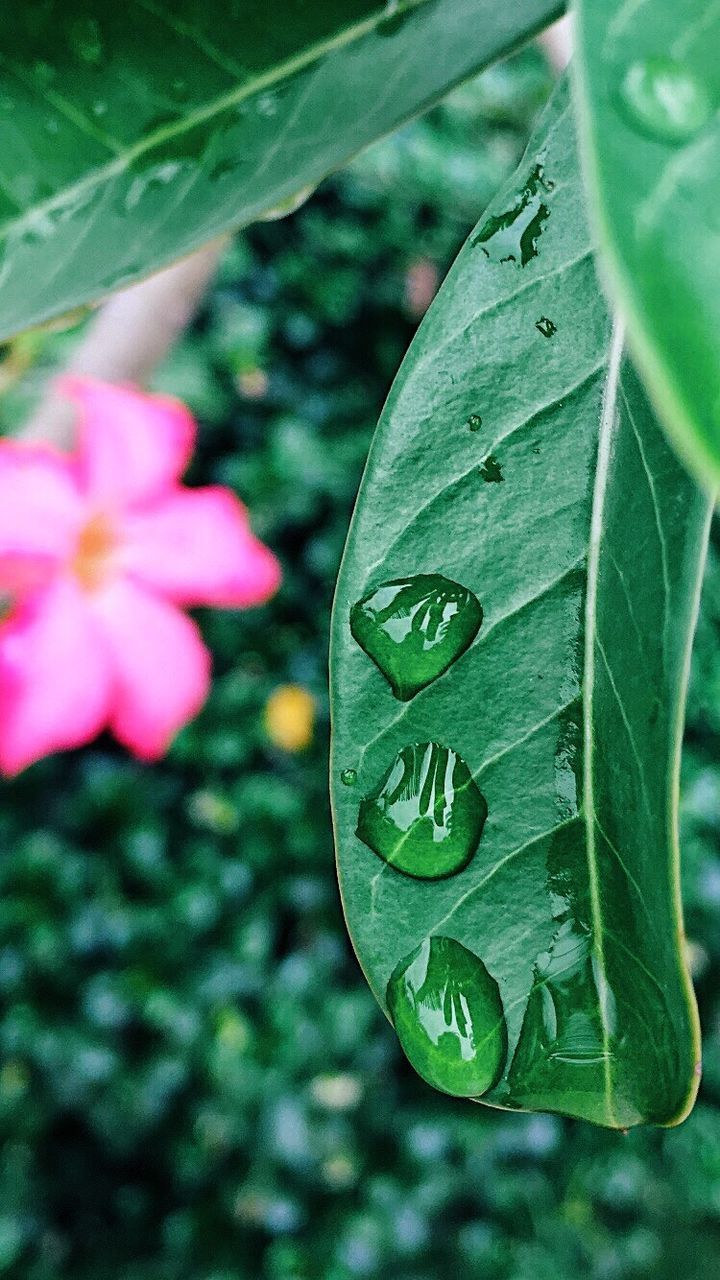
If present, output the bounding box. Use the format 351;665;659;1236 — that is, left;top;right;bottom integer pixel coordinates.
122;161;189;212
350;574;482;701
256;91;279;118
379;0;408;36
472;163;552;266
340;768;358;787
69;16;104;65
467;413;483;431
479;455;503;483
356;743;487;879
387;936;507;1096
536;317;556;339
257;184;316;223
509;919;616;1096
618;57;711;145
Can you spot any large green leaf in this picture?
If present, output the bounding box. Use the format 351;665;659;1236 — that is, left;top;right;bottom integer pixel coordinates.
0;0;562;340
330;83;712;1128
574;0;720;487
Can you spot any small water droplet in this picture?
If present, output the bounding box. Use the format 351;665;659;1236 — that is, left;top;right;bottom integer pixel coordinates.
350;573;482;701
618;57;711;144
340;768;358;787
257;184;316;222
379;0;407;36
479;455;503;483
356;743;487;879
256;91;279;118
536;317;557;338
122;160;189;212
472;162;552;266
467;413;483;431
69;16;103;65
387;936;507;1096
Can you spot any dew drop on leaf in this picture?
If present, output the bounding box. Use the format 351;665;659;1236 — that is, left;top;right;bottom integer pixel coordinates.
467;413;483;431
257;184;316;222
387;936;507;1096
340;768;358;787
479;455;503;483
472;162;552;266
508;919;617;1107
356;743;487;879
536;317;557;338
349;574;482;700
617;57;711;145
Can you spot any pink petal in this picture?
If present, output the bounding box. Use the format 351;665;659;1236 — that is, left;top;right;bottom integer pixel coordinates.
93;579;210;760
58;375;196;509
0;443;84;594
0;578;111;775
120;486;281;607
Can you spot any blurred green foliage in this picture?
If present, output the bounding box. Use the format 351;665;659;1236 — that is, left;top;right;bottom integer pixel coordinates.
0;48;719;1280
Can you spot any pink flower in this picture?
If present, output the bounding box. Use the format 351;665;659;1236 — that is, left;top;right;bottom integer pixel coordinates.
0;377;280;774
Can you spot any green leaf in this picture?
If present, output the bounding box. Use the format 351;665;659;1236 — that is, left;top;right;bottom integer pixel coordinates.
0;0;562;340
573;0;720;488
330;82;712;1128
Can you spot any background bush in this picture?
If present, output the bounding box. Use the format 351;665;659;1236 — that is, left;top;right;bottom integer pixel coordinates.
0;48;719;1280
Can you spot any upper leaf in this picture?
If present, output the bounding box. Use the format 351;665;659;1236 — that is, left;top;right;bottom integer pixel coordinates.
574;0;720;488
330;83;711;1127
0;0;562;339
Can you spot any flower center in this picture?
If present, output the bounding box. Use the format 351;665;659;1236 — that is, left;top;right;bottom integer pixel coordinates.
72;514;117;591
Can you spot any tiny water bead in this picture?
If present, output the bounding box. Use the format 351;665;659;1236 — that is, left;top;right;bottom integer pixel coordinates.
472;162;553;267
467;413;483;431
387;936;507;1097
340;768;358;787
356;743;487;879
536;317;557;339
618;57;711;145
479;455;503;483
350;574;483;701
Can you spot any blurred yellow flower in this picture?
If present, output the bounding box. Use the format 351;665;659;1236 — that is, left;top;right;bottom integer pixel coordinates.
264;683;315;752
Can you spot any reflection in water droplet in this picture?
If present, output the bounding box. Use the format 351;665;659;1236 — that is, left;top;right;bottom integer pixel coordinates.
467;413;483;431
340;768;358;787
387;936;507;1096
257;184;316;222
350;574;482;701
536;317;557;338
472;163;552;266
356;743;487;879
479;455;503;483
618;57;711;144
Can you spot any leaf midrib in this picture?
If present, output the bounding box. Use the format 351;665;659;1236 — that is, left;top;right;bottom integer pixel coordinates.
0;0;431;245
582;319;625;1127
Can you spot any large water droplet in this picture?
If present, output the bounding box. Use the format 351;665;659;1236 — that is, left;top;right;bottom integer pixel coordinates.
387;936;507;1096
356;742;487;879
509;919;615;1095
618;57;711;144
472;162;552;266
350;574;482;701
